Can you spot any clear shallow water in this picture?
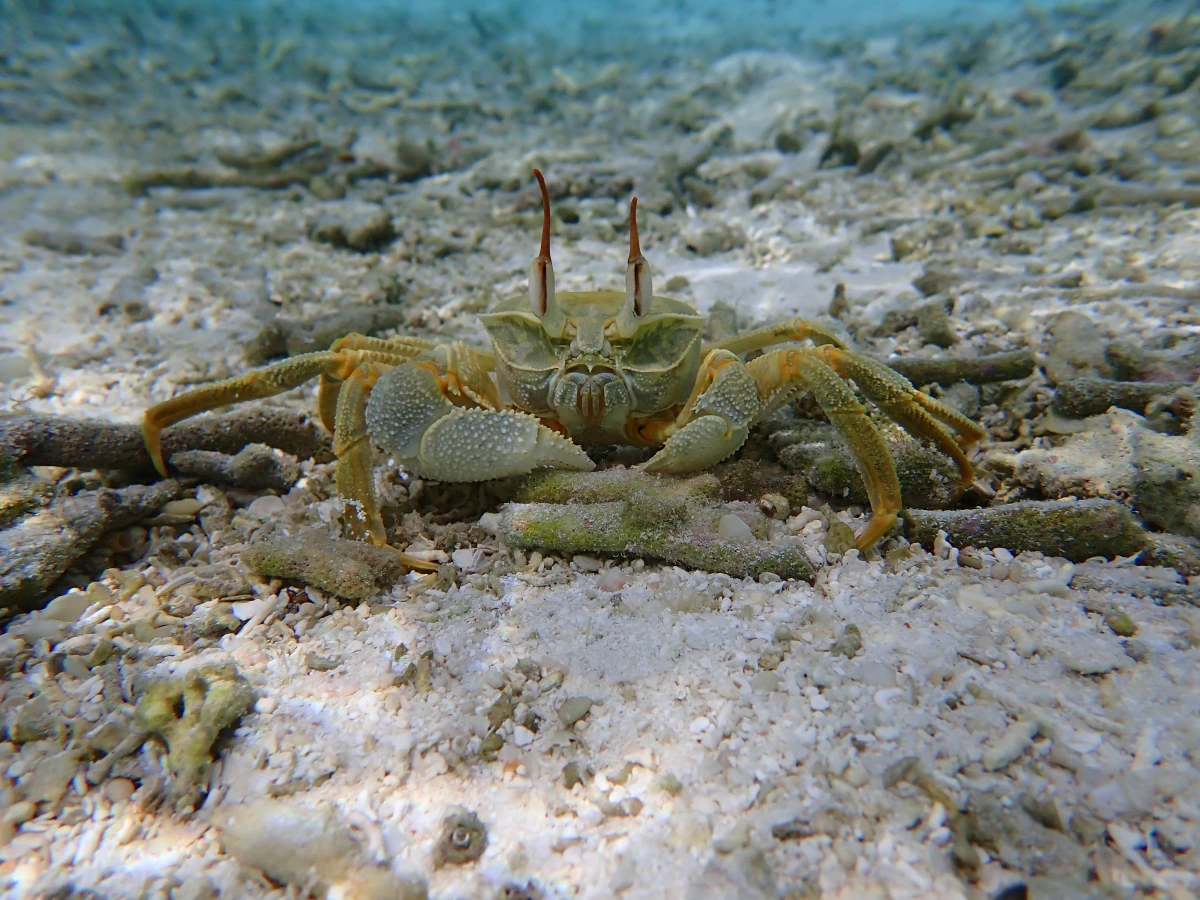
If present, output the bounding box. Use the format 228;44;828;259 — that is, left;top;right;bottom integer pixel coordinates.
1;0;1110;62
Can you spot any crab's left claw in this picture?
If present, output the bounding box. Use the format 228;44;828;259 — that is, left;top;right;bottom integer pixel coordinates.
639;349;758;475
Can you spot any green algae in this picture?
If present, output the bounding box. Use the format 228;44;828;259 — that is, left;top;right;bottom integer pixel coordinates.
501;471;813;580
516;469;720;506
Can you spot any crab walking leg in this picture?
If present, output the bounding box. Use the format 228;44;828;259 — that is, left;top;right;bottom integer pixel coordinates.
640;349;760;474
332;361;388;544
317;335;445;432
332;332;499;374
331;362;437;571
748;349;903;550
365;344;594;482
702;317;847;357
816;347;985;488
143;351;356;478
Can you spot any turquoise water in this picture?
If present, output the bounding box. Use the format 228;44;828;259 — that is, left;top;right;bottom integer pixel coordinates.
0;0;1112;62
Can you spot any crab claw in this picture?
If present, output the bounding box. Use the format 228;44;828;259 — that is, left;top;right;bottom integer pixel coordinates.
529;169;567;338
365;354;594;482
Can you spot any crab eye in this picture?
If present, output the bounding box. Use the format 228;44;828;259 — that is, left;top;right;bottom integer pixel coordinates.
528;169;567;337
530;255;554;317
529;169;555;317
625;196;651;317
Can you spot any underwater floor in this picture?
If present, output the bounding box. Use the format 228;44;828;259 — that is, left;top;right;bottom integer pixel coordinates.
2;0;1200;897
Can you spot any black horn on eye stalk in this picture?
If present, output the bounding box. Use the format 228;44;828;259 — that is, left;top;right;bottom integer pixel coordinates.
529;169;567;337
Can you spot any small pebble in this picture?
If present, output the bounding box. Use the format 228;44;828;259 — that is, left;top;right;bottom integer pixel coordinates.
246;495;285;518
512;726;535;747
597;568;628;591
982;720;1039;771
751;672;780;692
104;778;136;803
43;592;93;622
563;762;587;789
161;498;205;517
572;554;602;573
655;773;683;795
831;624;864;658
432;811;488;868
713;821;752;853
2;801;36;825
717;514;754;543
558;697;593;727
305;652;342;671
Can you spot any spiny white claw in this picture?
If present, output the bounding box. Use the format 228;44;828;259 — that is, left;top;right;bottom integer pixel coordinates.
410;409;594;482
641;415;748;475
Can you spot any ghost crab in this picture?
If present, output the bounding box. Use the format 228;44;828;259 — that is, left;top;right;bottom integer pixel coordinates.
143;170;985;564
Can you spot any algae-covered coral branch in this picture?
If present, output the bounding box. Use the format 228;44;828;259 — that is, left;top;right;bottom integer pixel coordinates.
134;662;253;809
884;349;1035;387
240;531;415;601
902;498;1147;562
501;470;813;580
0;410;332;473
770;419;967;510
0;479;183;610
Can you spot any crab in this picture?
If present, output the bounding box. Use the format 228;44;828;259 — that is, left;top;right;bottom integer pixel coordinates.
143;170;986;566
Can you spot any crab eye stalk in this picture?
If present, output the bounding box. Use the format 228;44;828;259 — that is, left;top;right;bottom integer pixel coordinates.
529;169;566;338
615;195;652;338
625;197;652;316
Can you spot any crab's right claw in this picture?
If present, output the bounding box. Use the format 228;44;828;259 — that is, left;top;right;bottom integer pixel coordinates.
415;408;595;482
365;358;594;482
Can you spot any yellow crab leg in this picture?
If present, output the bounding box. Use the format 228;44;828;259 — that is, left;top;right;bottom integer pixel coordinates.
815;346;985;489
331;361;437;571
143;351;354;478
747;348;902;550
702;317;847;357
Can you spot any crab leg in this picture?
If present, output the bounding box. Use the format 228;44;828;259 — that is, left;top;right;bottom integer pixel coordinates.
639;349;760;474
329;361;438;571
144;351;352;478
365;343;594;482
748;348;903;550
144;334;446;477
814;346;986;489
702;317;847;357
